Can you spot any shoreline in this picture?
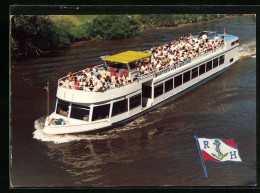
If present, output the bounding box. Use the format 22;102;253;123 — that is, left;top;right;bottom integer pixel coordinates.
69;15;245;48
141;14;242;32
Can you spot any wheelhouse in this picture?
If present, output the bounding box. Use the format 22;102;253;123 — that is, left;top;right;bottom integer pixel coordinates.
198;31;217;40
102;51;152;79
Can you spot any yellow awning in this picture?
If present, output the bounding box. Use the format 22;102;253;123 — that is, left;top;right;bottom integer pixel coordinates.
102;51;152;64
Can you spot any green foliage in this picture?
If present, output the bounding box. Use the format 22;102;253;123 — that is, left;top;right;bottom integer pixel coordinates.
11;15;59;59
11;15;93;60
92;15;140;40
11;14;238;60
74;15;98;23
51;17;91;43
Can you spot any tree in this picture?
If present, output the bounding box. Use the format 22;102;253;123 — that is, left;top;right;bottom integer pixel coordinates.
11;15;59;58
92;15;140;40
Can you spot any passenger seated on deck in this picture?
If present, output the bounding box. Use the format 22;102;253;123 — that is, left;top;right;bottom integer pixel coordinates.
74;77;80;90
49;118;57;125
76;72;82;80
140;63;147;74
93;67;100;77
121;75;127;85
86;68;91;77
100;82;106;91
69;77;75;89
114;77;121;87
59;79;65;87
89;71;95;80
104;78;111;89
133;73;139;81
214;33;219;42
65;78;70;88
93;74;103;91
55;118;64;125
67;72;73;80
82;74;87;82
86;79;94;91
220;36;224;45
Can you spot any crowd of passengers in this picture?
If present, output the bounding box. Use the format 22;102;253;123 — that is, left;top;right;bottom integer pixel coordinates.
59;67;135;92
59;33;224;92
138;33;224;75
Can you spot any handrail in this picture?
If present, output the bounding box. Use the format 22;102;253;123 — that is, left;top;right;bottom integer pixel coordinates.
154;45;224;78
57;44;225;92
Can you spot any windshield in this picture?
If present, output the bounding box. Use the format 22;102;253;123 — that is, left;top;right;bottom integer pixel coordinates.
107;62;128;69
56;99;69;117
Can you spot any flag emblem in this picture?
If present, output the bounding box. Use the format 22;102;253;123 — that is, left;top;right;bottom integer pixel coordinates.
194;136;242;178
198;137;242;162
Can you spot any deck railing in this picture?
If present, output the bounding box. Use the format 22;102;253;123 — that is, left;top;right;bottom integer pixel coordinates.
154;45;224;78
58;44;225;92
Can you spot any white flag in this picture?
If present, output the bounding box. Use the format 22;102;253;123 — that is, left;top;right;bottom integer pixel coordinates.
197;137;242;162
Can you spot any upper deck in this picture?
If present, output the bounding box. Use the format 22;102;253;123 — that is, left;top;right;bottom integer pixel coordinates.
56;32;238;104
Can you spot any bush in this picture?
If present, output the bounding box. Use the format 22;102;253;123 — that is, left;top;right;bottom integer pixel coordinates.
92;15;140;40
11;15;60;59
11;15;93;60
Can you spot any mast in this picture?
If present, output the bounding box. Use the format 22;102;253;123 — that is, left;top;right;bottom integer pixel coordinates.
47;82;49;122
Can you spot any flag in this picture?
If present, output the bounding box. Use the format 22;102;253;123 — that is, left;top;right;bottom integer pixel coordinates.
197;137;242;162
194;136;242;178
224;27;226;34
43;85;49;93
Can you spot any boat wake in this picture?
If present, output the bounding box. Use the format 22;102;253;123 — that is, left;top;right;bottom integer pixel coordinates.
33;115;149;144
239;40;256;58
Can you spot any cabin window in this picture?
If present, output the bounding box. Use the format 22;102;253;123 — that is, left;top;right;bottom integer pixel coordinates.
174;74;182;88
56;99;69;117
108;62;128;70
130;94;141;110
213;58;218;68
191;67;198;79
165;78;173;93
230;58;234;63
129;62;136;69
219;55;225;65
183;71;191;84
112;99;128;117
199;64;206;75
231;41;236;46
142;85;152;98
236;39;239;44
154;83;163;98
70;104;90;121
206;61;212;72
92;104;110;121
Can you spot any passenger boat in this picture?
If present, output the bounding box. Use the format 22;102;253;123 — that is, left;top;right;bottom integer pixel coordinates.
43;31;239;135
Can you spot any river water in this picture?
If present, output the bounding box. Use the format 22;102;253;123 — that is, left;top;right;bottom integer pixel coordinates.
10;15;256;187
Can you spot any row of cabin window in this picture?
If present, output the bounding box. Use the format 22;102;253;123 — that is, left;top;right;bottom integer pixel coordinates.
56;94;142;122
231;39;239;46
154;55;225;98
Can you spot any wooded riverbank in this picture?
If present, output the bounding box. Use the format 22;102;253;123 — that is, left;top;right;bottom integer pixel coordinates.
11;14;242;61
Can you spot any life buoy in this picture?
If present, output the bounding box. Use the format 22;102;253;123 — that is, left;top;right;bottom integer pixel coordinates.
120;71;129;78
108;69;117;77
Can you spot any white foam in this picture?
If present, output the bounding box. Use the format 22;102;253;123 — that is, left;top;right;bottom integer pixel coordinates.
239;40;256;58
33;117;118;144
